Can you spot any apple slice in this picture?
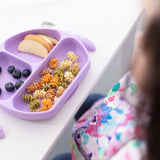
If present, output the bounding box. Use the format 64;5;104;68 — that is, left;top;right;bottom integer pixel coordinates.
37;34;53;49
24;34;52;52
39;34;59;45
18;39;48;58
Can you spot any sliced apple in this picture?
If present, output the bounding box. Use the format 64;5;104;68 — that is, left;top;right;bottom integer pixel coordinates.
37;34;53;49
39;34;59;45
18;39;48;58
24;34;52;52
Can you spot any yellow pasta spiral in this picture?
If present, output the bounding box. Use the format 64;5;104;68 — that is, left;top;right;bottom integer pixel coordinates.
64;71;74;83
60;59;72;70
67;51;78;62
33;90;46;99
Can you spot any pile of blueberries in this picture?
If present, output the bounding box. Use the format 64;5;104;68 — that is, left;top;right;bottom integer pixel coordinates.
0;65;31;95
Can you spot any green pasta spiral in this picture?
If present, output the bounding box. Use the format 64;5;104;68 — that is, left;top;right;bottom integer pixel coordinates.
68;67;79;77
22;94;35;102
42;83;52;91
28;99;41;109
56;82;68;89
54;67;64;77
29;108;41;112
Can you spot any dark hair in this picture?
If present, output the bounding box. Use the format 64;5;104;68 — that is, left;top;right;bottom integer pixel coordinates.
138;14;160;160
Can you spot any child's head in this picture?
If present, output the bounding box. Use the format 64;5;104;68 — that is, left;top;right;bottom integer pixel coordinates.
131;14;160;160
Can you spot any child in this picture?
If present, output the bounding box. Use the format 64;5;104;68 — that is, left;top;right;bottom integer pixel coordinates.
53;3;160;160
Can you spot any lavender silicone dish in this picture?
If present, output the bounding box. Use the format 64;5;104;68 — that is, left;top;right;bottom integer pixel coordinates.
0;28;91;120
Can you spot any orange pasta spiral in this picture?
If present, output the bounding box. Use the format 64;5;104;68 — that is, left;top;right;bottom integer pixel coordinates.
41;68;53;76
40;98;53;111
41;74;53;83
45;88;56;101
26;81;43;93
50;75;59;87
49;58;58;69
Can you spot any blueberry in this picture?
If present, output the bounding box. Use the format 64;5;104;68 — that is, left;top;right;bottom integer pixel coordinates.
22;69;31;77
0;88;2;94
15;80;24;89
5;82;15;92
0;66;1;73
12;69;21;79
8;65;15;73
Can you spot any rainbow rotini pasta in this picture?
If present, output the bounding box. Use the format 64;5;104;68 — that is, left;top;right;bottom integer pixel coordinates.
28;99;41;109
67;51;78;62
40;98;53;111
56;86;65;97
60;59;72;70
54;96;59;104
68;67;79;77
29;108;41;112
50;75;59;87
56;82;68;89
33;90;46;99
49;58;58;69
22;94;35;102
45;88;56;101
26;81;43;93
41;68;53;76
64;71;74;83
73;63;80;72
42;83;52;91
54;66;64;77
41;74;53;83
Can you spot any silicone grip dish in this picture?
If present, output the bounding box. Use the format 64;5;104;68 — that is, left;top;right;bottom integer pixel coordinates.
0;28;90;120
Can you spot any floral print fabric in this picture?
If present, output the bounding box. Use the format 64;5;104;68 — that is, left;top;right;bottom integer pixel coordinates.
70;73;146;160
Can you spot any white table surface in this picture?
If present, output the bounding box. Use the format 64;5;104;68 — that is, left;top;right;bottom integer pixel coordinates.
0;0;143;159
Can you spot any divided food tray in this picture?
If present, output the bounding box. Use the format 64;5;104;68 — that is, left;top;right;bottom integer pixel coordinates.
0;28;91;120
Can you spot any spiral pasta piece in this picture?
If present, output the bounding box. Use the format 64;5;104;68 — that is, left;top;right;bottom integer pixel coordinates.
67;51;78;62
54;66;64;77
41;68;53;76
54;96;59;104
33;90;46;99
49;58;58;69
42;83;52;91
50;75;59;87
22;94;35;102
28;99;41;109
26;81;43;93
29;108;41;112
56;82;68;89
64;71;74;83
73;63;80;72
68;67;79;77
60;59;72;70
56;86;65;97
40;98;53;111
45;88;56;101
41;74;53;83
